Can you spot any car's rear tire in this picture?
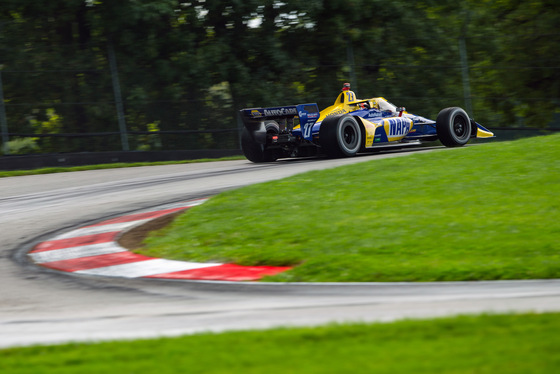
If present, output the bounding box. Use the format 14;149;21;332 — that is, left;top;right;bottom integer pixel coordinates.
436;107;472;147
319;115;362;158
241;122;279;162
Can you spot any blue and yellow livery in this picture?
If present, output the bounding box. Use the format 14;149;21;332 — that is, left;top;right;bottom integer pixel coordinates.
239;83;494;162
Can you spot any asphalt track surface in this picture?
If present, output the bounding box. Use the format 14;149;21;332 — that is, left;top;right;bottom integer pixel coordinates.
2;148;560;348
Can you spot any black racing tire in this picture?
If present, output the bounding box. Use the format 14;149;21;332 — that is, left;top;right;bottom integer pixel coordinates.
319;115;363;158
436;107;472;147
241;122;279;163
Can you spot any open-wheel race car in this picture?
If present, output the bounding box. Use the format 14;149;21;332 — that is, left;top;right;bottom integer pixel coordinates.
239;83;494;162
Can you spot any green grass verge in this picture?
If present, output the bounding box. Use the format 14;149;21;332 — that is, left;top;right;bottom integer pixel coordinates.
0;156;244;178
1;313;559;373
139;134;560;282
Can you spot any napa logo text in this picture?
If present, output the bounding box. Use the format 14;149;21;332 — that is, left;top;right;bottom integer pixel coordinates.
251;110;263;118
387;118;411;136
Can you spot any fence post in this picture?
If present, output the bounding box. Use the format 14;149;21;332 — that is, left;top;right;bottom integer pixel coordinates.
459;8;473;118
459;36;473;117
107;39;129;151
0;70;9;155
346;38;357;92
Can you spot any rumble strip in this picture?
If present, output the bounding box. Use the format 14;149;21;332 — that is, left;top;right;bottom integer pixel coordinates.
28;199;291;281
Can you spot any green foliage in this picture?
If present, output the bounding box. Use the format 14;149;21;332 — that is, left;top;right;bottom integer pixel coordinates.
133;121;162;151
29;108;62;134
0;1;558;154
140;134;560;282
26;108;63;153
1;313;560;373
1;137;39;155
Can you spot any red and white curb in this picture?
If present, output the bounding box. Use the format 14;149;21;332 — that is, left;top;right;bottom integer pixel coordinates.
28;199;291;281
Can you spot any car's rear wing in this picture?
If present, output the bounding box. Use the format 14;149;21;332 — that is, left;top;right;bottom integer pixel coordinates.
239;103;320;143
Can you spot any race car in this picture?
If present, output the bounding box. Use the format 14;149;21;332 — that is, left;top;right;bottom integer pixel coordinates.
239;83;494;162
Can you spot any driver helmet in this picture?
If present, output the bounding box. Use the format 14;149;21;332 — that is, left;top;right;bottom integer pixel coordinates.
342;83;351;91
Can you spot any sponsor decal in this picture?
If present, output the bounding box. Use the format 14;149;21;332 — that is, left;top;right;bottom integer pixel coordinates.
251;110;263;118
326;108;347;117
299;111;319;119
387;117;411;137
263;107;297;116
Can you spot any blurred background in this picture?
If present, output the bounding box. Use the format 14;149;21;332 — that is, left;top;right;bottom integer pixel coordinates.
0;0;558;156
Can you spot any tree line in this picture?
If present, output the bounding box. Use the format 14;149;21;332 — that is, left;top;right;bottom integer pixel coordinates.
1;0;558;154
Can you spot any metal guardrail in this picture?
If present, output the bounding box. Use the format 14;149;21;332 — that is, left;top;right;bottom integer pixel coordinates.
0;148;243;171
1;128;241;155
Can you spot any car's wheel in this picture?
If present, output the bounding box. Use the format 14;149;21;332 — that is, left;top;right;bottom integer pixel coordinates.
241;122;279;162
436;107;472;147
319;115;362;158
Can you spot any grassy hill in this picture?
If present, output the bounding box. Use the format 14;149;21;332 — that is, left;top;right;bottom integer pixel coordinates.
139;134;560;282
3;136;558;370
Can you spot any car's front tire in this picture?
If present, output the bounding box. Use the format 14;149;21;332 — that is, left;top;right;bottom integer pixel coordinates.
436;107;472;147
319;115;362;158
